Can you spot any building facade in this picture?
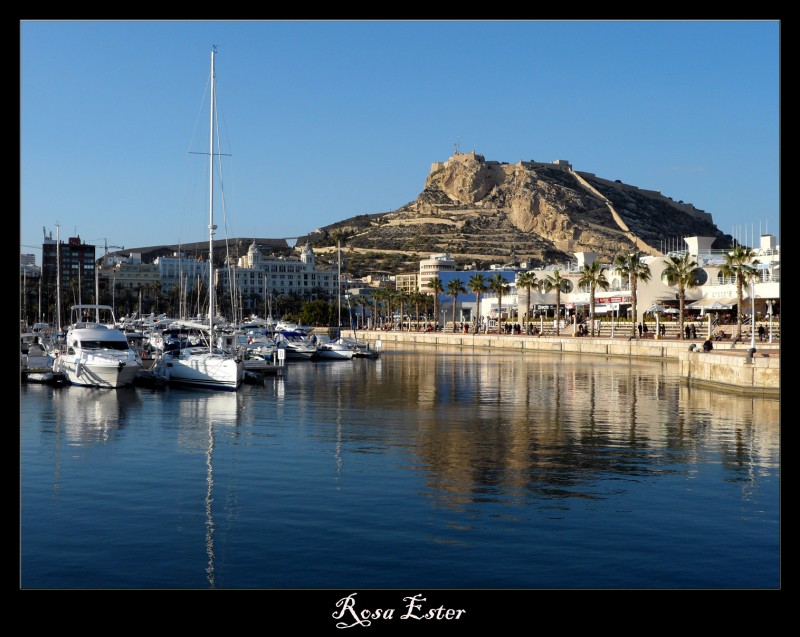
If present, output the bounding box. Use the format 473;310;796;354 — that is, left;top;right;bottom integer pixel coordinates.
419;253;456;294
430;235;780;331
395;273;419;295
217;241;337;313
153;253;211;295
42;235;96;306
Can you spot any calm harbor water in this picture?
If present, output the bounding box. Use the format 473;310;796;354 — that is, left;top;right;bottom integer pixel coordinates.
20;344;780;592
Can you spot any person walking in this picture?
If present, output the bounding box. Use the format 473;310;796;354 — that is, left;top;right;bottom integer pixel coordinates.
638;323;643;338
758;324;765;342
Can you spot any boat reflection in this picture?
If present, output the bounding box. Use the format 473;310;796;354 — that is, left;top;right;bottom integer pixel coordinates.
50;386;142;445
164;387;244;588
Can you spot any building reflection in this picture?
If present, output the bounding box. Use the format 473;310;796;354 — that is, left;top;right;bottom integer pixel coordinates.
304;346;779;511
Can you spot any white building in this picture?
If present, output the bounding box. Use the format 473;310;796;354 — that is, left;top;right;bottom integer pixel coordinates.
218;241;336;311
433;235;780;332
419;253;456;293
154;252;210;293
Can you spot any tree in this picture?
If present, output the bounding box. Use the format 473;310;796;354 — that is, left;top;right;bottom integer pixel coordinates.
397;291;410;331
426;277;444;331
299;299;331;326
352;295;368;331
719;245;761;340
148;281;162;313
543;270;569;335
488;273;510;333
614;252;652;338
468;273;488;333
446;278;467;331
662;253;699;340
411;292;425;331
371;288;387;329
384;289;398;330
516;271;539;329
577;262;610;336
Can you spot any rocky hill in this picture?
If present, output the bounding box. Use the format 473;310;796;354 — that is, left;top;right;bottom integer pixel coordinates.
306;150;731;273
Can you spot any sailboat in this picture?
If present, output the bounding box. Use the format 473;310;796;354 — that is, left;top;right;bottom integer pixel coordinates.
155;48;244;391
316;239;355;360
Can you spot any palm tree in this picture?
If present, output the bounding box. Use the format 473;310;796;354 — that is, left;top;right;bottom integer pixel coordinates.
446;278;467;332
719;245;761;340
543;270;569;335
384;289;398;330
488;273;510;333
411;291;425;331
426;277;444;331
397;291;410;331
614;251;652;338
516;271;539;329
371;288;386;330
662;252;699;340
467;273;488;333
357;295;368;331
577;262;610;336
421;292;434;330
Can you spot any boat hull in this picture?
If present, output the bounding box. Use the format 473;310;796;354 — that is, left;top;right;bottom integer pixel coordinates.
57;319;144;388
59;358;141;388
316;346;355;360
160;351;244;390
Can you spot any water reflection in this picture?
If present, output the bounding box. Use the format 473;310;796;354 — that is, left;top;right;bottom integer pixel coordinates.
44;385;141;445
20;343;781;589
162;388;245;589
290;346;779;514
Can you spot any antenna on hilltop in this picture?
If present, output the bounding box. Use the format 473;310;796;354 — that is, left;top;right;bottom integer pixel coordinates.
454;137;460;155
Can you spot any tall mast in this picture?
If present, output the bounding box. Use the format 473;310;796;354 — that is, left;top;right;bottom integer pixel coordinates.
95;263;100;323
56;223;61;332
337;238;342;337
208;47;217;351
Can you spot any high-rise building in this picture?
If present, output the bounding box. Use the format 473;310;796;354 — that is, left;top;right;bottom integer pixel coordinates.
42;235;96;306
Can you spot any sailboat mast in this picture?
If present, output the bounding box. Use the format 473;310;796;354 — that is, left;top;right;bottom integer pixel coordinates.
208;47;217;351
337;238;342;338
56;223;61;332
95;264;100;323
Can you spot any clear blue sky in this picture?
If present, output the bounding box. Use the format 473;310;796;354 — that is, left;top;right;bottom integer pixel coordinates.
21;20;780;264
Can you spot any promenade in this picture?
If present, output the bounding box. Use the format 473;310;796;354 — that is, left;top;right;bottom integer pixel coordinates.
357;328;780;396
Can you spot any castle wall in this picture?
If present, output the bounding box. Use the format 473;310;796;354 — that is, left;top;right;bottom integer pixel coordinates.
579;172;713;223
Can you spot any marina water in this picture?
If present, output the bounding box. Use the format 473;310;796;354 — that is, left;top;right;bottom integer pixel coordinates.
21;344;780;590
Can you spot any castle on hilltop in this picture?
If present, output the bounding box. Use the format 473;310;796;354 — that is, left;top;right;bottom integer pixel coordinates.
429;149;711;225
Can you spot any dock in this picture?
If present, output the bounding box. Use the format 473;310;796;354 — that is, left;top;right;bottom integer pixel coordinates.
21;369;67;385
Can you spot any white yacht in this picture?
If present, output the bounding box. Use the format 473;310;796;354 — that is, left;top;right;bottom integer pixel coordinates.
274;330;318;360
314;334;355;360
52;305;142;388
157;341;244;391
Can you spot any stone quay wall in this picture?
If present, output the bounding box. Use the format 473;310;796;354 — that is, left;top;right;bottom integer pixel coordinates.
358;330;780;396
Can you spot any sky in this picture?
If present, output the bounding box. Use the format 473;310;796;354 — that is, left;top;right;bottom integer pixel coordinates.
20;20;780;265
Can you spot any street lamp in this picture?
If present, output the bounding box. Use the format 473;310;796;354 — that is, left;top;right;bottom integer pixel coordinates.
611;305;615;338
768;299;774;343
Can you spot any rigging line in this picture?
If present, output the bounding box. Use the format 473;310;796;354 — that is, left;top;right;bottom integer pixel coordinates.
211;87;239;322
